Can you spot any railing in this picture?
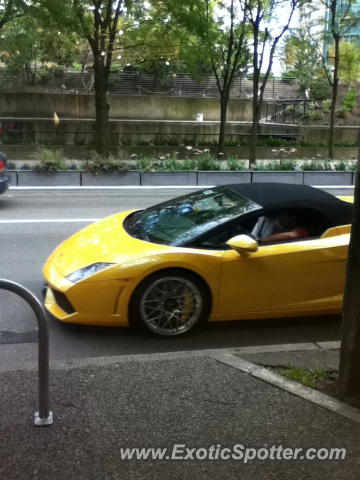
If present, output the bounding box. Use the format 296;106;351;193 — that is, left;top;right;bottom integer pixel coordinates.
0;279;53;426
0;70;301;100
263;100;321;124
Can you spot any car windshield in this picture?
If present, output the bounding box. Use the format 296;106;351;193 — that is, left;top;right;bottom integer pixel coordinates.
124;187;261;246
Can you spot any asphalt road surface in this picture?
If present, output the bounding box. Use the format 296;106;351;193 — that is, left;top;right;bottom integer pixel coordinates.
0;186;353;368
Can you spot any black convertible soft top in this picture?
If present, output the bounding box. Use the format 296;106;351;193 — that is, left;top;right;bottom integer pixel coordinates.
228;183;352;226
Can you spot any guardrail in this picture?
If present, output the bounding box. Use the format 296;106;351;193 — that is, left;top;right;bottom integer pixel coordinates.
0;279;53;426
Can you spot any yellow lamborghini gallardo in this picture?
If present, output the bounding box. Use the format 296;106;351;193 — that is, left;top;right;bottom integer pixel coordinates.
43;183;353;337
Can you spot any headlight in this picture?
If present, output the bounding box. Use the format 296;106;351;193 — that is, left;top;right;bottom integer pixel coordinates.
66;263;115;283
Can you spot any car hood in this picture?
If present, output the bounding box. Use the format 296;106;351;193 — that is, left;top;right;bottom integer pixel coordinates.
45;210;169;277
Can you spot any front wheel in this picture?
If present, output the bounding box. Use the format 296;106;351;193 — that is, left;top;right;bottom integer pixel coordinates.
129;271;211;337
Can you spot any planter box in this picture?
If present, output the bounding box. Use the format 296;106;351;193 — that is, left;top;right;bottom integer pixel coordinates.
197;171;251;186
6;170;17;186
252;171;304;184
17;170;80;186
10;169;356;187
303;171;353;185
141;171;197;186
81;171;140;186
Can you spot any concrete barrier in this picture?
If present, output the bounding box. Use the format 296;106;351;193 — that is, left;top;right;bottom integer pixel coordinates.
17;170;80;186
141;171;198;186
197;171;251;185
81;171;140;186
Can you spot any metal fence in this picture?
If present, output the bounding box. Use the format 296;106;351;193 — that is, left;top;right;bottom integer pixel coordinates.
0;70;302;100
263;100;323;125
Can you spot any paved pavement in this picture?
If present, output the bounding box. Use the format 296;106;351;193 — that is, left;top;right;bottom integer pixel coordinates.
2;343;360;480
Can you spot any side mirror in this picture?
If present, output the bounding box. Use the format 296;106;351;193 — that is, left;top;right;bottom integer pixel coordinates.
226;234;259;254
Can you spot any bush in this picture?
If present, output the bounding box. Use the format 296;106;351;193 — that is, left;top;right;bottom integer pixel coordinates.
257;137;297;147
135;157;153;172
333;160;356;171
342;88;357;113
256;160;297;171
83;151;129;174
196;154;221;171
300;160;331;171
227;158;247;171
310;80;331;101
176;159;197;170
321;99;332;114
334;161;347;171
33;148;66;172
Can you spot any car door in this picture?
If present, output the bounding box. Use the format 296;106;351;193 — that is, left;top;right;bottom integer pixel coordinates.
218;231;349;319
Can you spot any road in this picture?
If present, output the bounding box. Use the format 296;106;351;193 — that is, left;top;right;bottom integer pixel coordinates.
0;186;353;368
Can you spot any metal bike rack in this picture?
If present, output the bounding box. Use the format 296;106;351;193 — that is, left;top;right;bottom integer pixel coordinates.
0;279;53;426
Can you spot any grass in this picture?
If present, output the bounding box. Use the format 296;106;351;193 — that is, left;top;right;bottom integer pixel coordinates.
279;365;331;388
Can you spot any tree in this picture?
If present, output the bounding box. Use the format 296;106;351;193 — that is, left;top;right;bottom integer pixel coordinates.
41;0;180;156
331;40;360;86
246;0;299;167
0;0;28;30
41;0;138;156
160;0;250;157
282;32;331;100
304;0;360;159
339;143;360;406
73;0;125;156
0;13;78;86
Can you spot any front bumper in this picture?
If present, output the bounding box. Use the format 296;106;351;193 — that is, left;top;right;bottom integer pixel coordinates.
43;274;131;327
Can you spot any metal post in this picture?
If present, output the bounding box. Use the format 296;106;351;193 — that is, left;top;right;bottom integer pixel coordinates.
0;279;53;426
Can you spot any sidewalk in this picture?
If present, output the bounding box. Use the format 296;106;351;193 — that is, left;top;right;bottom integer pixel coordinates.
2;344;360;480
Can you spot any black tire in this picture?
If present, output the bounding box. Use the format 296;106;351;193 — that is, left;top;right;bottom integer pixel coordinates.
129;270;211;337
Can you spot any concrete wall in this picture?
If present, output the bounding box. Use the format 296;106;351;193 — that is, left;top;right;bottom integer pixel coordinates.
0;118;254;148
0;92;253;121
6;145;358;161
299;125;360;144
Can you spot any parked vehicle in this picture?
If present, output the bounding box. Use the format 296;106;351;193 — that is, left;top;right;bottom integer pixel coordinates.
0;153;9;195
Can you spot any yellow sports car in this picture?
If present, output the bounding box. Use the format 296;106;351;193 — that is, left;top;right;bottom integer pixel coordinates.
43;183;353;337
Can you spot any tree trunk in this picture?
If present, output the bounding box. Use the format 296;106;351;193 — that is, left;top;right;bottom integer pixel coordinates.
249;71;260;169
218;93;229;158
329;72;338;160
329;35;340;160
93;60;111;157
339;136;360;405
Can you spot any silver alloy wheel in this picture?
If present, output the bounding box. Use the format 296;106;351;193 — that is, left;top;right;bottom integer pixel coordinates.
139;276;202;336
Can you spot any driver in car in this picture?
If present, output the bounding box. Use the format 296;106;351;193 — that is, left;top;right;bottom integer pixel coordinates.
253;211;309;243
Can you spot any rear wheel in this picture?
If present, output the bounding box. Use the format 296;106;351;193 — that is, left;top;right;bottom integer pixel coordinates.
130;271;210;337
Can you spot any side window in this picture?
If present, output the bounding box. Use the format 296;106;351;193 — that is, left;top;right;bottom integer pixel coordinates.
196;217;259;249
256;209;327;244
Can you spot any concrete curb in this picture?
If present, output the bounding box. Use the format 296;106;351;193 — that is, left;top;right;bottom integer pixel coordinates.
0;341;340;373
211;353;360;425
8;185;207;190
7;184;355;191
